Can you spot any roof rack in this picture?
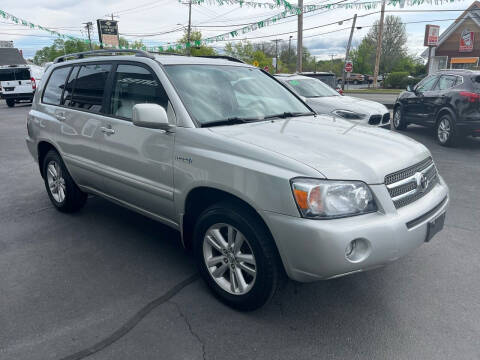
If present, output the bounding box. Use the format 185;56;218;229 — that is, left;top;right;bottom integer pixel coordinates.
194;55;245;64
53;49;155;63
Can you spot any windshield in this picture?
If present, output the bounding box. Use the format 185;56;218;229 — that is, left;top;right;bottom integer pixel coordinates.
164;65;311;125
0;68;30;81
286;78;339;98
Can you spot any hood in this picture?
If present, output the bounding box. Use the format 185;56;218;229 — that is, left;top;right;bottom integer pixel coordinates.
209;115;430;184
305;95;388;116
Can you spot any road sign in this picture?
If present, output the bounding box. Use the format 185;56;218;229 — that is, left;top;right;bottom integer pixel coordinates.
263;66;269;72
344;61;353;73
253;60;259;67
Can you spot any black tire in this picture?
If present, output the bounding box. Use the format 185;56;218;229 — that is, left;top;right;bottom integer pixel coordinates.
42;150;87;213
436;113;457;147
6;99;15;107
194;201;282;311
393;106;407;130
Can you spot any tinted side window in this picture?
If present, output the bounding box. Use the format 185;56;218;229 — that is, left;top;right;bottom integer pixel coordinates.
63;66;79;107
43;67;71;105
70;64;111;113
436;75;457;90
110;64;168;120
416;76;438;92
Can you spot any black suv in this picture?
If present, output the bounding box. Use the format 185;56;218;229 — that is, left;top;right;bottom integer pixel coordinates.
393;70;480;146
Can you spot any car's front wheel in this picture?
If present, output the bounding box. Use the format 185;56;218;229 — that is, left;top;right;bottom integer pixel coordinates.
42;150;87;212
194;202;281;311
6;99;15;107
436;114;457;147
393;106;407;130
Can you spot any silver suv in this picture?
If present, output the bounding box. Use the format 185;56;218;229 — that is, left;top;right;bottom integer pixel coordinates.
26;50;449;310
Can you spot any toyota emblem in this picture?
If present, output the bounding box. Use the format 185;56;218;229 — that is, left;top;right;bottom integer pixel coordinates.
420;174;429;191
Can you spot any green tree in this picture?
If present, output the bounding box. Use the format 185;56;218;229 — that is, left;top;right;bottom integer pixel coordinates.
366;15;407;73
33;39;90;65
178;30;216;56
350;37;376;74
224;41;274;72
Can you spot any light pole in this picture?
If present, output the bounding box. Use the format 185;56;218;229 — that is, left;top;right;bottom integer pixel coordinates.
288;35;293;70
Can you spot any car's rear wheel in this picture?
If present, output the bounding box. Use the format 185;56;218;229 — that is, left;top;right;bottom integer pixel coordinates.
436;114;457;147
393;106;407;130
6;99;15;107
42;150;87;212
194;202;281;311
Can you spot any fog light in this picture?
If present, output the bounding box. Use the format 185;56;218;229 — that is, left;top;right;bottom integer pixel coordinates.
345;238;371;263
345;240;356;257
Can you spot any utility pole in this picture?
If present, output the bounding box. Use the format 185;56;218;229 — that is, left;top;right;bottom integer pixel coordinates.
314;56;317;73
272;39;280;73
373;0;386;88
187;0;192;55
297;0;303;73
288;35;293;70
342;13;357;90
328;53;336;72
83;22;93;50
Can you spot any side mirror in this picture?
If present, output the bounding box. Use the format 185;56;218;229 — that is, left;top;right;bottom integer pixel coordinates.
132;103;174;131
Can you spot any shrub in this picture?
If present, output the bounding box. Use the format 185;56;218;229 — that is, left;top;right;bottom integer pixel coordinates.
384;72;410;89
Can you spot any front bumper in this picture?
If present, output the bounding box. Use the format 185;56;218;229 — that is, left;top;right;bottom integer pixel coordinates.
262;176;449;282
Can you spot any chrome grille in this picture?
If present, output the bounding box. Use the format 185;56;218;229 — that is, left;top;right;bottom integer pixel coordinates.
369;115;381;125
382;113;390;124
385;157;438;208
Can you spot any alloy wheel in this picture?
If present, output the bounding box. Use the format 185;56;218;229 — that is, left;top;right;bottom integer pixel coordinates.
438;118;451;144
203;223;257;295
393;109;401;128
46;160;66;203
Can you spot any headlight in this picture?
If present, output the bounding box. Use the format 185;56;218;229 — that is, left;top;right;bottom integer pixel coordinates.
332;109;367;120
291;178;377;219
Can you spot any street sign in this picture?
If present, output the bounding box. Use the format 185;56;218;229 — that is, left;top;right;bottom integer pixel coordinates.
424;24;440;46
344;61;353;73
263;66;269;72
97;19;119;47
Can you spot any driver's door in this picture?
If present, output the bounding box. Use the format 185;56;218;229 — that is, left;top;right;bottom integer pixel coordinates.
96;63;177;223
404;75;439;123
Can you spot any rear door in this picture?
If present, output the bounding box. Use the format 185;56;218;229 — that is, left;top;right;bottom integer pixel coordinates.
54;63;112;192
0;67;32;95
95;62;176;223
427;74;458;126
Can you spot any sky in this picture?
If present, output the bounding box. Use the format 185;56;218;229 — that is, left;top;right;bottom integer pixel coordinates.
0;0;472;61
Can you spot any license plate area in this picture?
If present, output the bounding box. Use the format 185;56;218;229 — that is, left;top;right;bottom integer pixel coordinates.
425;212;445;242
4;87;14;91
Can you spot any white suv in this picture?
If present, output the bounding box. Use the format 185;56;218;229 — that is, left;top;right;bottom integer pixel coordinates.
26;50;449;310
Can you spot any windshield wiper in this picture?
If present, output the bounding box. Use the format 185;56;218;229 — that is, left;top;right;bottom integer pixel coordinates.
200;117;260;128
263;111;315;120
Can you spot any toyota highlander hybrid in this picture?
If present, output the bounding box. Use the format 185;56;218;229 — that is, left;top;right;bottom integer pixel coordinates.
25;50;449;310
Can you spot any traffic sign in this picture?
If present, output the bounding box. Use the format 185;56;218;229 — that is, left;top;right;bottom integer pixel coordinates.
253;60;259;67
344;61;353;73
263;66;269;72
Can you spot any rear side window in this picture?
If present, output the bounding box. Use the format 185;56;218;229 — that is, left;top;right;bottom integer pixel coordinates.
13;68;30;80
42;66;71;105
63;66;79;107
436;75;457;90
110;64;168;120
70;64;111;113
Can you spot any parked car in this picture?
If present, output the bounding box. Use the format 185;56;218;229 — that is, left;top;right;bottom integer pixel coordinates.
364;74;384;84
276;74;390;127
0;65;36;107
338;73;365;85
299;71;337;89
393;69;480;146
26;50;449;310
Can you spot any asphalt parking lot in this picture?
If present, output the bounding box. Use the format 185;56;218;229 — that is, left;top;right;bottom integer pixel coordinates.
1;101;479;360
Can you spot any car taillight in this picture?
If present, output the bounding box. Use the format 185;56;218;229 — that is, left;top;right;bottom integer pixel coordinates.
31;77;36;90
459;91;480;102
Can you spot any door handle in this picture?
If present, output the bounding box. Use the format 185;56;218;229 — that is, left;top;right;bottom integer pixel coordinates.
100;126;115;135
55;113;66;121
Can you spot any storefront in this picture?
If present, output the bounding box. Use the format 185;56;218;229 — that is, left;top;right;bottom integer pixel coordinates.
424;1;480;73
